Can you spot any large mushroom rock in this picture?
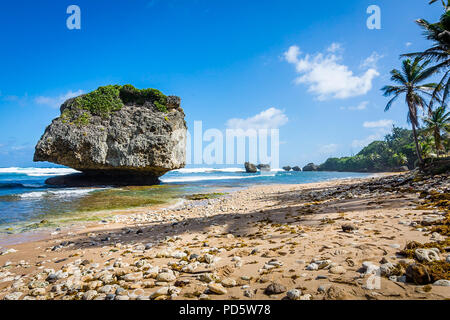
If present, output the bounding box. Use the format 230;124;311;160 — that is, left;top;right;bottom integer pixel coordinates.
302;163;319;172
244;162;258;173
34;85;187;186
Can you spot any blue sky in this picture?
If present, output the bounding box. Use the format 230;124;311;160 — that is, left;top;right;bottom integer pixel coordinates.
0;0;444;167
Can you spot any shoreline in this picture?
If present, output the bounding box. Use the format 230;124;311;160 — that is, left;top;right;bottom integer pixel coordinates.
0;172;448;300
0;173;384;247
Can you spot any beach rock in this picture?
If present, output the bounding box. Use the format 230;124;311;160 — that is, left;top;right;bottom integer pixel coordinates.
433;280;450;287
82;290;98;300
244;162;258;173
264;283;286;295
329;266;347;274
156;272;176;282
282;166;292;171
208;283;227;295
415;249;440;263
405;263;431;285
341;224;357;233
33;86;187;186
292;166;301;172
380;263;396;276
286;289;302;300
303;163;319;171
3;292;23;300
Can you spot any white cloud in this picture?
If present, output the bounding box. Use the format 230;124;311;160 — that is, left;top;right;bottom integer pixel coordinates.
406;42;412;47
284;45;379;100
341;101;369;111
35;90;84;108
360;52;384;69
363;119;393;128
319;143;339;154
327;42;342;53
351;133;383;148
352;119;394;148
226;107;288;130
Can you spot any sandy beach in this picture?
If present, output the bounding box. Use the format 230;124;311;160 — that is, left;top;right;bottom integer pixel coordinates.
0;172;449;300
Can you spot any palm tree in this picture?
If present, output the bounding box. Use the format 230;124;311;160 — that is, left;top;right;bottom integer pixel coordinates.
381;58;438;165
422;105;450;155
429;0;450;11
403;7;450;109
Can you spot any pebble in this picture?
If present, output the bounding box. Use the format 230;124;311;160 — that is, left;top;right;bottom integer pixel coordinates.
433;280;450;287
156;272;176;282
208;283;227;295
264;283;286;295
82;290;97;300
306;263;319;271
415;248;440;263
286;289;302;300
3;292;23;300
329;266;346;274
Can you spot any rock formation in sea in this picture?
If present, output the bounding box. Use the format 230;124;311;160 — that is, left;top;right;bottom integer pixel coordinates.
302;163;319;171
34;85;187;186
282;166;291;171
244;162;258;173
292;166;301;172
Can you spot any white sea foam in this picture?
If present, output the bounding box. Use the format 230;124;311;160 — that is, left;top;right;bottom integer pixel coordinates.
170;167;246;174
160;175;261;183
170;167;284;174
0;167;79;177
19;188;101;199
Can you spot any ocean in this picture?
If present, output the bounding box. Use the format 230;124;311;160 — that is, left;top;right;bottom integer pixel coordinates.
0;167;370;233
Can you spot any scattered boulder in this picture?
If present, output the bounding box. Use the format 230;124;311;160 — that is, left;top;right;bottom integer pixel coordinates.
303;163;319;171
244;162;258;173
34;85;187;186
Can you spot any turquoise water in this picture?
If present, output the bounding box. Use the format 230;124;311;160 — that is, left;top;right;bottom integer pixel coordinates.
0;167;370;232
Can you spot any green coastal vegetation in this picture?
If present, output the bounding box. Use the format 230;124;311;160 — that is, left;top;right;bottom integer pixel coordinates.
320;1;449;172
61;84;168;126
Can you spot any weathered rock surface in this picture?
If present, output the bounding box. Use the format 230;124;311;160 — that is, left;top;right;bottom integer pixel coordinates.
303;163;319;171
244;162;258;173
33;86;187;186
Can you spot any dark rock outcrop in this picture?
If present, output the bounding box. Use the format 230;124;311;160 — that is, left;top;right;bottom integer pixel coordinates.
244;162;258;173
302;163;319;172
34;85;187;186
292;166;301;172
282;166;291;171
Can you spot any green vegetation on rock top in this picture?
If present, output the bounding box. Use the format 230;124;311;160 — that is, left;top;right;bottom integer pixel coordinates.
61;84;168;126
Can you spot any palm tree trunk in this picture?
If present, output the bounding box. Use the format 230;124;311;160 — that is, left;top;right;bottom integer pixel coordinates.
411;123;424;165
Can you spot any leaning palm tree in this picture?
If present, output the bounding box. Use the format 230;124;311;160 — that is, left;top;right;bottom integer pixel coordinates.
403;7;450;109
381;58;438;165
422;105;450;155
